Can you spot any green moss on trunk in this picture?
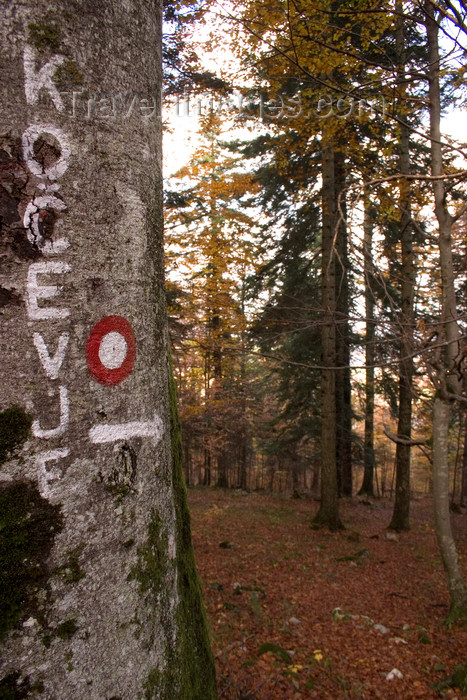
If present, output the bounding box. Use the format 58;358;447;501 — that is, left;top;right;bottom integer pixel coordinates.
27;21;61;52
56;619;78;640
154;360;216;699
133;359;216;698
128;509;168;600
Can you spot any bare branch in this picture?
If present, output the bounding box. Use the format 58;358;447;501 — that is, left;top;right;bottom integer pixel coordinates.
383;424;428;446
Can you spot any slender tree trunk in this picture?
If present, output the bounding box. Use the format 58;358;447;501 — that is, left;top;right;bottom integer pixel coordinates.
311;459;321;497
238;286;248;491
237;393;248;491
203;449;211;486
238;440;248;490
461;415;467;506
210;309;229;489
450;412;463;508
433;398;467;618
374;460;381;497
217;452;229;488
335;152;352;497
425;0;467;621
359;195;376;497
203;341;212;487
390;2;416;530
269;460;276;492
314;143;342;529
291;457;300;498
0;1;216;696
184;434;192;486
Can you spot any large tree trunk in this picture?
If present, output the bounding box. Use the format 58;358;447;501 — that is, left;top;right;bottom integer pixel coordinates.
425;0;467;621
314;143;342;530
390;1;416;531
0;2;216;697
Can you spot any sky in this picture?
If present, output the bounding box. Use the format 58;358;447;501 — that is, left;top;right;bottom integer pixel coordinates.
162;6;467;178
163;100;467;180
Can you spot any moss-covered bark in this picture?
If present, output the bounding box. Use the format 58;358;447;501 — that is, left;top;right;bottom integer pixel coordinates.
161;361;217;699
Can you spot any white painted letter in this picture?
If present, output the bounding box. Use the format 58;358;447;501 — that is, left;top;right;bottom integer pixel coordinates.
23;46;65;112
26;261;71;320
33;332;69;380
36;448;70;498
32;385;69;439
21;124;71;180
23;195;68;254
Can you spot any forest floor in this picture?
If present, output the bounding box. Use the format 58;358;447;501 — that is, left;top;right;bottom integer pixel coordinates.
188;488;467;700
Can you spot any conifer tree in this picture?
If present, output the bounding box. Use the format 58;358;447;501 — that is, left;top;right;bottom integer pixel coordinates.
165;112;258;487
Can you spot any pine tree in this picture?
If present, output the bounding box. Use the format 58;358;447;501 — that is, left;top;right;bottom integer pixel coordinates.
165;111;258;487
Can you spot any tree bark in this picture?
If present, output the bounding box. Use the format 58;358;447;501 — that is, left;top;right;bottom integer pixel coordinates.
203;448;212;486
314;142;342;529
359;195;376;497
461;414;467;506
238;286;249;491
433;398;467;619
216;451;229;488
425;0;467;621
0;2;216;696
390;0;416;531
335;152;352;497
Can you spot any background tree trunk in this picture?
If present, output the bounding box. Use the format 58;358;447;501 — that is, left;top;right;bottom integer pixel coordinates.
0;1;216;696
432;397;467;619
360;195;376;497
425;0;467;621
335;152;353;497
390;1;415;531
314;142;342;529
461;416;467;506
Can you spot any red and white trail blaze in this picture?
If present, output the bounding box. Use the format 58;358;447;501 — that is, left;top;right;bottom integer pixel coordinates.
22;45;162;498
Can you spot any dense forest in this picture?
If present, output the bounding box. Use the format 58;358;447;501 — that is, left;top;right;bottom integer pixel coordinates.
163;0;467;619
